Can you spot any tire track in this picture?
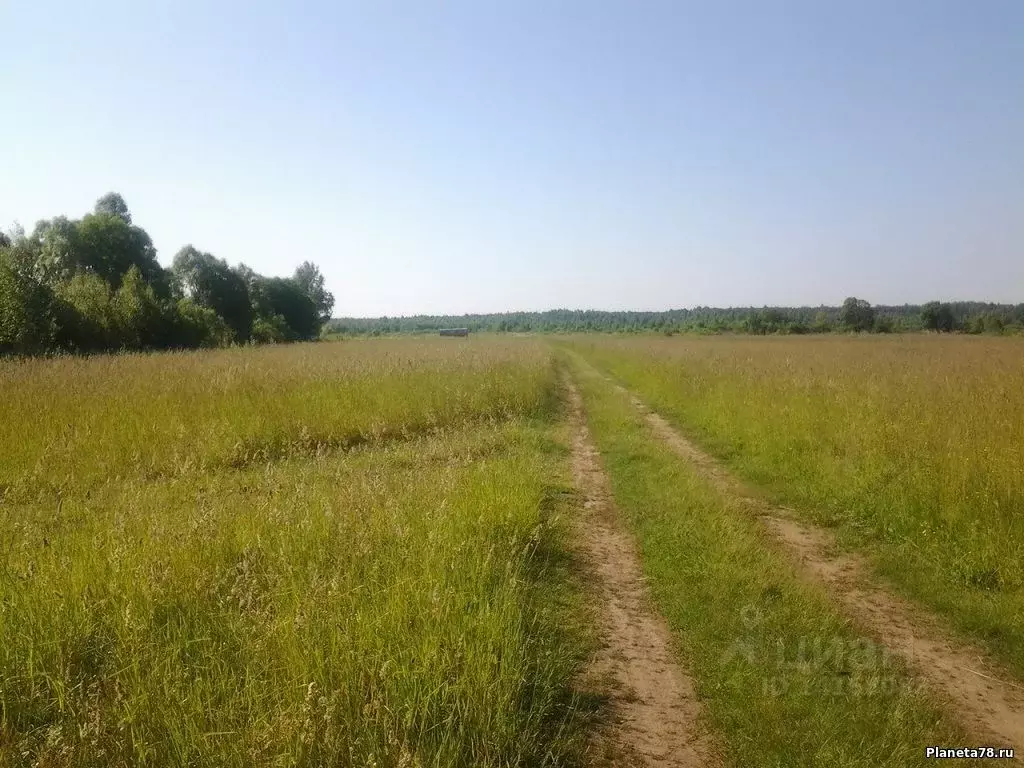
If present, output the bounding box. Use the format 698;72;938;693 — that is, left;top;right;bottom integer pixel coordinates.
566;374;719;768
604;373;1023;757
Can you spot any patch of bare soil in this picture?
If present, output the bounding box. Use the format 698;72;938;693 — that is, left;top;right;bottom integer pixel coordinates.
566;377;719;767
620;382;1024;756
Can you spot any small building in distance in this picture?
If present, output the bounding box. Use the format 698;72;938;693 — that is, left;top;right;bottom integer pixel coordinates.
439;328;469;337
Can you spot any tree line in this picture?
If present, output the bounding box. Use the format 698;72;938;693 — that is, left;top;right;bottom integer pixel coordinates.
1;194;334;355
328;297;1024;337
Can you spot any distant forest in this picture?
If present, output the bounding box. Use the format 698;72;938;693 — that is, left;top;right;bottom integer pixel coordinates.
329;299;1024;337
5;196;1021;358
1;194;334;356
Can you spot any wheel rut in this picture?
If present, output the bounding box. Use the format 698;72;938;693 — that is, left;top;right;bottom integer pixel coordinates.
566;375;719;768
611;377;1024;757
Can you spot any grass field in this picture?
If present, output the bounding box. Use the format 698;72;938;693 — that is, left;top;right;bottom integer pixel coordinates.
565;352;966;767
0;339;591;767
2;334;1021;766
565;334;1024;677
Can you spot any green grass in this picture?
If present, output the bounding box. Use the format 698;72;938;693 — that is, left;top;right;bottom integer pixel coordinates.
0;339;591;767
564;335;1024;680
0;338;556;499
565;352;969;767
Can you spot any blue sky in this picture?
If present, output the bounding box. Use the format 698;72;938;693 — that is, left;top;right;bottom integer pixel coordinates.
2;1;1022;316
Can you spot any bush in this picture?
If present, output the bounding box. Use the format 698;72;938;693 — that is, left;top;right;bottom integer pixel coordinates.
54;272;121;351
168;299;236;348
251;313;291;344
0;248;58;354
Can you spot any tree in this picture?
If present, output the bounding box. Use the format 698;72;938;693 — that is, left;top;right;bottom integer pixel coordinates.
54;272;120;351
112;266;166;348
166;299;235;348
250;276;320;340
811;311;832;333
171;246;253;342
28;216;80;286
839;297;876;332
292;261;334;324
76;210;169;295
94;192;132;224
921;301;956;332
19;196;169;298
0;244;57;354
251;312;292;343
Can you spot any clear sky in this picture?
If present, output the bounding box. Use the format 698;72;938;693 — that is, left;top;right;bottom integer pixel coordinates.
2;1;1022;316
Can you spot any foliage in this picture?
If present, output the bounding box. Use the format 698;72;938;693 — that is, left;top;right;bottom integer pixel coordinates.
839;296;876;332
172;246;254;342
1;195;334;357
93;191;133;224
921;301;957;332
330;301;1022;337
71;210;169;295
0;246;57;354
169;298;236;349
250;276;320;341
251;312;291;343
53;271;122;350
293;260;335;323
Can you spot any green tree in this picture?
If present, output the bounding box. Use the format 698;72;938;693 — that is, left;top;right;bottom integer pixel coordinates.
0;244;57;354
839;297;876;332
292;261;335;324
811;311;832;333
251;313;292;343
921;301;956;332
171;246;253;342
54;272;120;351
251;276;320;340
112;265;166;348
76;210;169;295
94;192;132;224
166;299;235;348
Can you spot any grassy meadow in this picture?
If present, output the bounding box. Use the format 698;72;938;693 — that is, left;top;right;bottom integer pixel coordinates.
4;332;1021;766
565;352;967;767
0;339;590;767
565;334;1024;677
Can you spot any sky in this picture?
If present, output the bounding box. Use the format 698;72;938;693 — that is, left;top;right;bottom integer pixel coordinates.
2;1;1022;316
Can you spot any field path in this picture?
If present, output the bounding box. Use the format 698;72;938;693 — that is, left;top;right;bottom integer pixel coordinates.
606;375;1024;756
566;375;719;768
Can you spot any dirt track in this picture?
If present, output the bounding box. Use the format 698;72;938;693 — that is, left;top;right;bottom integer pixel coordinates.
618;380;1024;756
566;376;718;767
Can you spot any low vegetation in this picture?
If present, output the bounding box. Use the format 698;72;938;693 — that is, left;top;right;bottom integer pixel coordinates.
0;338;591;766
4;328;1021;765
567;334;1024;677
566;353;965;766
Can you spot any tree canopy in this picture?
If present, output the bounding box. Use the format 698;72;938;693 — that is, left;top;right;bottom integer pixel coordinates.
1;194;335;356
293;261;335;324
327;301;1024;337
839;297;876;332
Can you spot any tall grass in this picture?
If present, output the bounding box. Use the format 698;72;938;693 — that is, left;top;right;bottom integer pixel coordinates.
566;352;965;767
0;338;556;498
0;339;588;766
566;335;1024;676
